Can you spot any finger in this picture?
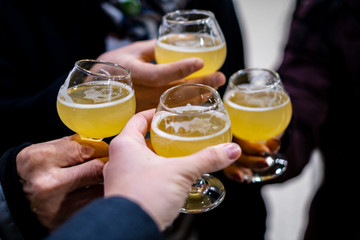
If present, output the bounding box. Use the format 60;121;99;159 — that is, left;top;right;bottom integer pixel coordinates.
171;72;226;90
109;109;157;172
34;136;108;168
224;165;244;182
233;137;270;155
236;154;269;169
65;159;105;192
132;58;204;87
98;39;156;63
223;165;253;183
116;109;155;140
223;164;243;182
266;138;281;153
178;143;241;178
130;39;156;59
98;157;109;163
70;134;109;158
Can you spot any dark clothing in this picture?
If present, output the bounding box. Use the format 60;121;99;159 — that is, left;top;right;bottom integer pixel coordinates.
277;0;360;238
46;197;162;240
0;0;111;156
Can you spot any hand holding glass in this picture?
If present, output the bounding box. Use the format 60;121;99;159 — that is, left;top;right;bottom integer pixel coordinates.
57;59;136;141
151;84;232;213
223;68;292;182
155;9;227;78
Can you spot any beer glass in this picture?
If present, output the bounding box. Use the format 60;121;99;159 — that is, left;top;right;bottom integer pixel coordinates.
223;68;292;182
57;59;136;141
151;84;232;213
155;9;227;78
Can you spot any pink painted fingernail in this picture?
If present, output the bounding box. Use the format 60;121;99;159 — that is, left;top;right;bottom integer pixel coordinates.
224;143;241;160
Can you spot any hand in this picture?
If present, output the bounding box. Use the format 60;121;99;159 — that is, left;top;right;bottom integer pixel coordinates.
97;39;226;112
223;137;281;182
16;135;109;230
103;109;241;230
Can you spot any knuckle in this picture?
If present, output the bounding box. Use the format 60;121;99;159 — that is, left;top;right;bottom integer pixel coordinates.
109;137;129;153
23;144;56;166
78;145;93;161
147;72;163;87
31;172;58;192
203;146;224;169
71;142;95;163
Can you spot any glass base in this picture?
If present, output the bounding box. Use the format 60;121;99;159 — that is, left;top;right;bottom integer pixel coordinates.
180;174;225;214
244;156;288;183
79;135;104;142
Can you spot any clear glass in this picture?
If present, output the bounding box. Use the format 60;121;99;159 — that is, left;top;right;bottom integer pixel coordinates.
151;84;232;213
57;59;136;141
223;68;292;182
155;9;227;78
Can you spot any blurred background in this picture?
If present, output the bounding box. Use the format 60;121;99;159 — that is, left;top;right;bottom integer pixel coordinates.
233;1;324;239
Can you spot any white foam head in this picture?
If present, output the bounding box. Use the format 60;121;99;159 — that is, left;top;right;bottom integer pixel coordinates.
157;34;225;53
151;106;230;141
57;81;134;109
223;89;290;112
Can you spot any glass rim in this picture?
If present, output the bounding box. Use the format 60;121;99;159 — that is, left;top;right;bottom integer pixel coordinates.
163;9;215;24
229;68;281;93
159;83;222;114
75;59;131;80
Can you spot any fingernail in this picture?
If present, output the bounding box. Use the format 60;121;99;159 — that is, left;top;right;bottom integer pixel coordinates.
231;173;243;183
224;143;241;160
192;58;204;71
215;73;225;85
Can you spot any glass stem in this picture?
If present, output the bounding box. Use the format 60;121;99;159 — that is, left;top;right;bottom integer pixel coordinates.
189;177;209;196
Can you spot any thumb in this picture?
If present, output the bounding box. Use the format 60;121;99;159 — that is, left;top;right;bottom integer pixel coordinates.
133;57;204;87
181;143;241;177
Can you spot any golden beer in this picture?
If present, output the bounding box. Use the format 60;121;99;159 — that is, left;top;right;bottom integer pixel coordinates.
155;34;226;78
57;81;135;139
224;90;292;141
151;106;232;157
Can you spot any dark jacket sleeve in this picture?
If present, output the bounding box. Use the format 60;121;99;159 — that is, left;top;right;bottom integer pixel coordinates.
47;197;162;240
0;144;49;240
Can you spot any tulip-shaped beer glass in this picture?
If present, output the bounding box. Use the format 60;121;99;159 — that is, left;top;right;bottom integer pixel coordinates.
57;59;136;141
155;9;227;78
223;68;292;182
151;84;232;213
